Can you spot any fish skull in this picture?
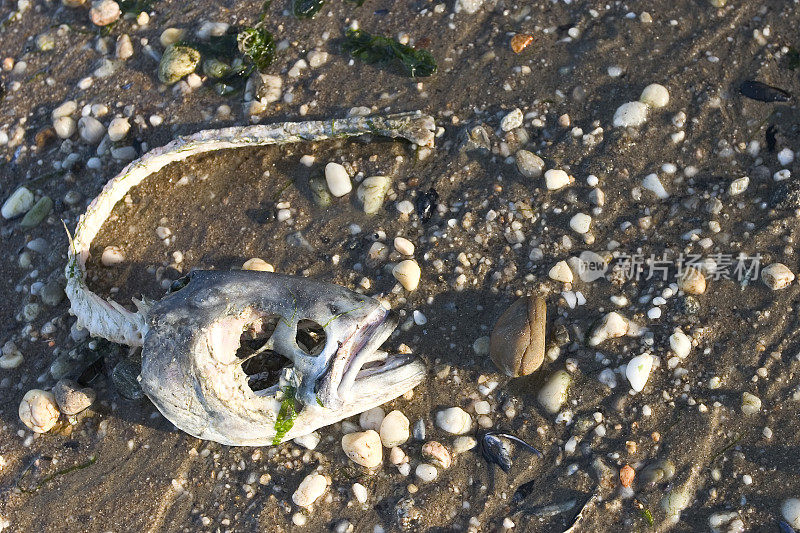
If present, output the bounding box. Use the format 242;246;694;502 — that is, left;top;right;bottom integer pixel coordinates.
138;270;425;446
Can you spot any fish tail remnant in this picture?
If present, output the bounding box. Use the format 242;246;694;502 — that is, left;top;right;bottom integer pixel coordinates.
64;111;436;346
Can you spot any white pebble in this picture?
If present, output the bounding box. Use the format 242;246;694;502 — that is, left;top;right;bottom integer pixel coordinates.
379;410;410;448
452;436;477;453
397;200;414;215
761;263;795;290
341;430;382;468
537;370;572;414
393;260;421;291
292;431;320;450
357;176;390;214
774;169;791;182
359;407;385;431
2;187;34;219
669;329;692;359
54;116;76;138
435;407;472;434
642;173;669;199
415;463;438;483
78;116;105;144
639;84;670;108
19;389;60;433
242;258;274;272
107;117;130;141
394;237;415;256
101;246;125;266
613;101;649;127
292;473;328;508
778;148;795;166
352;483;368;504
626;353;654;393
782;498;800;528
661;487;692;525
569;213;592;234
325;162;352;197
729;176;749;196
544;169;571;190
548;260;573;283
500;108;523;131
307;50;329;68
647;307;661;319
52;100;77;120
741;392;761;415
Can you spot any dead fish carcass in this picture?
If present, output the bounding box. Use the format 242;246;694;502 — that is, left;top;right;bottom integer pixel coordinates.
64;112;434;445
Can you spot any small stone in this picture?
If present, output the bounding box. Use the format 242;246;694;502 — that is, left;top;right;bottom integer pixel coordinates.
510;34;534;54
741;392;761;415
642;173;669;199
548;261;573;283
626;353;654;393
0;341;23;369
293;432;320;450
422;441;452;469
19;389;60;433
569;213;592;234
101;246;125;266
357;176;391;214
662;487;692;525
379;410;410;448
2;187;34;219
52;100;77;120
307;50;329;68
489;295;546;377
36;33;55;52
19;196;52;229
778;148;795;167
291;513;306;526
678;267;706;295
158;45;201;85
54;116;77;139
324;162;352;197
639;84;670;108
613;101;649;127
588;312;631;346
782;498;800;529
40;279;64;307
242;258;274;272
393;260;421;291
107;117;130;141
358;406;385;431
309;177;331;207
669;329;691;359
352;483;368;504
761;263;795;290
394;237;415;256
415;463;438;483
254;73;282;104
729;176;749;196
292;473;328;508
454;0;483;14
500;108;523;132
389;446;406;465
537;370;572;414
515;150;545;178
341;430;383;468
435;407;472;435
78;116;106;144
453;436;477;454
159;28;185;47
90;0;121;26
115;34;134;60
620;465;635;488
544;169;571;190
53;379;95;415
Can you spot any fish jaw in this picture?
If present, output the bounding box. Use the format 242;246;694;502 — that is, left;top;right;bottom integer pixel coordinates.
138;270;425;446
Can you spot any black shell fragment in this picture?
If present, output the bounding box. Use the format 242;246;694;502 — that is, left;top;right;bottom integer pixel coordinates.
739;80;792;103
481;431;543;472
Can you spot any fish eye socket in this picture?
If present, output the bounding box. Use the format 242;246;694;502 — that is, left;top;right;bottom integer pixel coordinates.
167;273;192;294
296;319;326;356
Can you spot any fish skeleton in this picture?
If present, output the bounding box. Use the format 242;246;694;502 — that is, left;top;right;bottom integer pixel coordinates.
64;112;434;445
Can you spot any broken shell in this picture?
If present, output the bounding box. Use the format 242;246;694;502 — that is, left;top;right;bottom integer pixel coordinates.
761;263;795;290
435;407;472;434
537;370;571;414
53;379;96;415
678;267;706;295
357;175;391;214
588;311;631;346
341;430;383;468
421;441;452;469
242;257;274;272
620;464;635;487
510;33;534;53
19;389;61;433
489;295;546;377
393;260;421;291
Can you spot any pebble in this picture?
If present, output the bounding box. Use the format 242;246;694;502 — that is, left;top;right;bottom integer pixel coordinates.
613;101;649;127
489;295;546;377
357;176;391;214
352;483;368;504
453;436;477;453
115;34;133;60
729;176;749;196
394;237;415;256
90;0;121;26
78;116;105;144
782;498;800;529
19;196;52;229
500;108;523;131
2;187;34;219
415;463;438;483
669;329;691;358
53;379;95;415
242;258;274;272
642;173;669;199
515;150;545;178
307;50;329;68
544;169;571;190
292;473;328;508
293;432;320;450
741;392;761;415
54;116;77;139
389;446;406;465
52;100;77;120
626;353;654;393
639;84;670;108
0;341;23;369
393;260;421;291
454;0;484;14
40;279;64;306
778;148;795;167
662;487;692;525
325;162;352;197
101;246;125;266
761;263;795;290
548;261;573;283
435;407;472;434
422;441;452;469
379;410;410;448
341;430;383;468
537;370;572;414
107;117;130;141
359;407;385;431
588;312;632;346
159;28;185;47
19;389;60;433
678;267;706;295
158;45;201;85
291;513;307;526
569;213;592;234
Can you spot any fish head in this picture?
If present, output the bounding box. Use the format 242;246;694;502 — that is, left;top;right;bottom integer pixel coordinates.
138;269;425;445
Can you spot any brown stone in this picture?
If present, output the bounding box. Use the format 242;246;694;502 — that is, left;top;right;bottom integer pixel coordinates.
489;295;546;377
510;34;534;53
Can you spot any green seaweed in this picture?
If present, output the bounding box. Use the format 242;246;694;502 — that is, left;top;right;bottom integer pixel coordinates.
640;507;654;527
19;455;98;494
343;29;436;77
237;26;276;71
293;0;325;18
784;47;800;70
118;0;158;15
272;386;299;445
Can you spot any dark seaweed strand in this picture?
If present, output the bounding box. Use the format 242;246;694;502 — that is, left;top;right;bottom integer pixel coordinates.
343;29;436;77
